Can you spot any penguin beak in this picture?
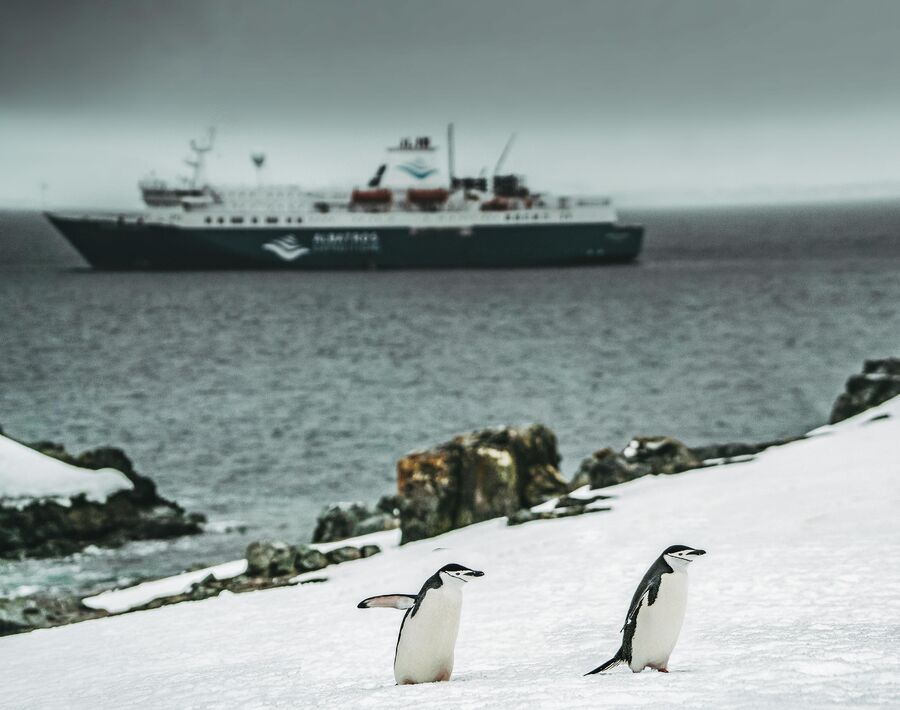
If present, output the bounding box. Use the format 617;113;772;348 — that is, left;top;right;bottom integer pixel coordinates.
689;549;706;556
467;570;484;577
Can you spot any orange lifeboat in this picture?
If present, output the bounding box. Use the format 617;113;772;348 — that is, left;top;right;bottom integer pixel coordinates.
407;188;449;205
480;197;510;211
351;188;392;204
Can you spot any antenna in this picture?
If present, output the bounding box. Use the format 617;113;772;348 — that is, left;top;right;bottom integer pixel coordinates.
186;127;216;187
493;133;516;176
251;150;266;186
447;122;456;185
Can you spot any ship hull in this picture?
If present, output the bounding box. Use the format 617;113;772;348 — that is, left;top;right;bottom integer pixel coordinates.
46;214;643;270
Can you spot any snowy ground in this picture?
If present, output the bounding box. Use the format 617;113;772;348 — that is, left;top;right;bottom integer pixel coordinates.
1;399;899;708
0;434;131;506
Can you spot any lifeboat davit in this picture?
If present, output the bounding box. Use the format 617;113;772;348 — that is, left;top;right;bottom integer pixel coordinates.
352;188;392;204
407;188;450;205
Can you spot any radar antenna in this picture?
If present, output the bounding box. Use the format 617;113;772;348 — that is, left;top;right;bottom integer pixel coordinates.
251;150;266;186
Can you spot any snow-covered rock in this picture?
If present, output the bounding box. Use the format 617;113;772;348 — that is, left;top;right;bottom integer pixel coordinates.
0;398;898;707
0;435;203;559
0;434;132;506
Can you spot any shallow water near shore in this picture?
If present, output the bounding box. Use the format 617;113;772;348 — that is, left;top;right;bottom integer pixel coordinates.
1;200;899;596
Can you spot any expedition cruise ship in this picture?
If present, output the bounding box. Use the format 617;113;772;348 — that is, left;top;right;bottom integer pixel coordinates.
46;127;644;270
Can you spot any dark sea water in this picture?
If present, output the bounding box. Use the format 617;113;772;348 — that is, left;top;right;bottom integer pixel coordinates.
1;202;899;596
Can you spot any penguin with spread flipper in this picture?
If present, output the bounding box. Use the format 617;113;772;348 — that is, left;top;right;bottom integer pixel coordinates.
358;563;484;685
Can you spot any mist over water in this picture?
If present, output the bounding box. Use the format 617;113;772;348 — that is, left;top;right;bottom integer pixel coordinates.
1;202;899;595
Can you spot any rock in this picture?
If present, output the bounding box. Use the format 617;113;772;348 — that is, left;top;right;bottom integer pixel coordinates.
621;436;702;475
245;540;296;577
0;435;204;560
396;424;568;544
688;438;799;462
312;499;399;544
569;447;646;490
0;594;106;637
294;545;329;573
507;505;610;526
359;544;381;558
830;358;900;423
325;545;362;565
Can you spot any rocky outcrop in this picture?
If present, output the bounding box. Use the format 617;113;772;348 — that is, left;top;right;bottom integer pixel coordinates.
396;425;569;544
688;438;799;462
312;496;400;543
830;358;900;423
0;437;204;560
1;539;382;637
507;491;613;526
0;594;107;636
569;436;700;491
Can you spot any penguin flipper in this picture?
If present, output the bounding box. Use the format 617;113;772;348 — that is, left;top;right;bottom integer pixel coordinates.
357;594;417;610
585;651;624;675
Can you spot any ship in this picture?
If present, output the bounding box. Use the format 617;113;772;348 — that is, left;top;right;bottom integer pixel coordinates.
46;126;644;270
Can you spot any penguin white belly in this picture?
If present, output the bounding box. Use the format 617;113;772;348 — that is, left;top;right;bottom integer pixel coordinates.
394;587;462;684
629;572;688;672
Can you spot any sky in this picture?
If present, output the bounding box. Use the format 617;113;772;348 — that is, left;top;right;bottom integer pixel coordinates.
3;0;900;208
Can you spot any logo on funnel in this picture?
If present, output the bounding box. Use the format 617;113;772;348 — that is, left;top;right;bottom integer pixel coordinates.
397;158;437;180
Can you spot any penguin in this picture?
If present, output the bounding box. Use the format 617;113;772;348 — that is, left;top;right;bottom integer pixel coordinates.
358;563;484;685
586;545;706;675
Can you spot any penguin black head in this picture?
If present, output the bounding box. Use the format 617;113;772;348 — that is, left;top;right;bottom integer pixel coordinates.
438;563;485;584
662;544;706;566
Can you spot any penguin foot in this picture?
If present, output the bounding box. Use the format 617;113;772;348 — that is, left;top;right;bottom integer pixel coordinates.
657;668;669;673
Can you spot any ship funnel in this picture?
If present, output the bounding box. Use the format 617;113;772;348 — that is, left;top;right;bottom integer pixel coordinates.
384;135;443;189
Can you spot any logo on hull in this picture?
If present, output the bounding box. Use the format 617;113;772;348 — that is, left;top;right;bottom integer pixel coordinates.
262;235;310;261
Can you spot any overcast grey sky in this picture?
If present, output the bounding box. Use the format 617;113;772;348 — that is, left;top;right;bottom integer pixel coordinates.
3;0;900;207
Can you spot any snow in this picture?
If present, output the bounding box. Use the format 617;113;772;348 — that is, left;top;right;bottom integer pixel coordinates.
0;434;132;507
82;560;249;614
2;398;900;708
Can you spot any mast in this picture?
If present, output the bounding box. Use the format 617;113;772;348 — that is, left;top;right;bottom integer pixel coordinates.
447;122;456;186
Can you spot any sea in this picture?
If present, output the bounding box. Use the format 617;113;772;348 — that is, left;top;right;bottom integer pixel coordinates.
1;201;899;597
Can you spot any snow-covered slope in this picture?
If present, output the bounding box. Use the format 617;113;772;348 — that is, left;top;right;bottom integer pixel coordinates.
0;434;132;506
1;399;899;708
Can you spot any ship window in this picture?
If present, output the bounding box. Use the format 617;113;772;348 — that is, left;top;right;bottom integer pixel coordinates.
217;217;224;224
297;217;303;223
231;216;244;224
251;217;258;224
205;217;212;224
286;217;292;223
265;216;278;224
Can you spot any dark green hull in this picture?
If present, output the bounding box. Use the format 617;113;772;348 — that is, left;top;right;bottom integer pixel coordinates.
47;214;643;270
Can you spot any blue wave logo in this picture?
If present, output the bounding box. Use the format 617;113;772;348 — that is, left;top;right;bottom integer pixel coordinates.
397;159;437;180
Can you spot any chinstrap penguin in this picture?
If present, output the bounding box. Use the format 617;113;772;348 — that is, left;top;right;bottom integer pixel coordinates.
358;563;484;685
586;545;706;675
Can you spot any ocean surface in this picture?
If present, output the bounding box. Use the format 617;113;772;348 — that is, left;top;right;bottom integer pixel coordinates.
1;201;899;596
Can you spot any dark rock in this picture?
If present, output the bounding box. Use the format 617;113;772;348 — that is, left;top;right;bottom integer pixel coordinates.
1;435;204;560
312;500;398;544
359;544;381;558
622;436;702;475
829;357;900;423
554;492;613;509
325;545;362;565
689;438;799;462
294;545;329;573
507;505;610;526
396;424;569;544
569;447;646;490
0;594;106;637
245;540;296;577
